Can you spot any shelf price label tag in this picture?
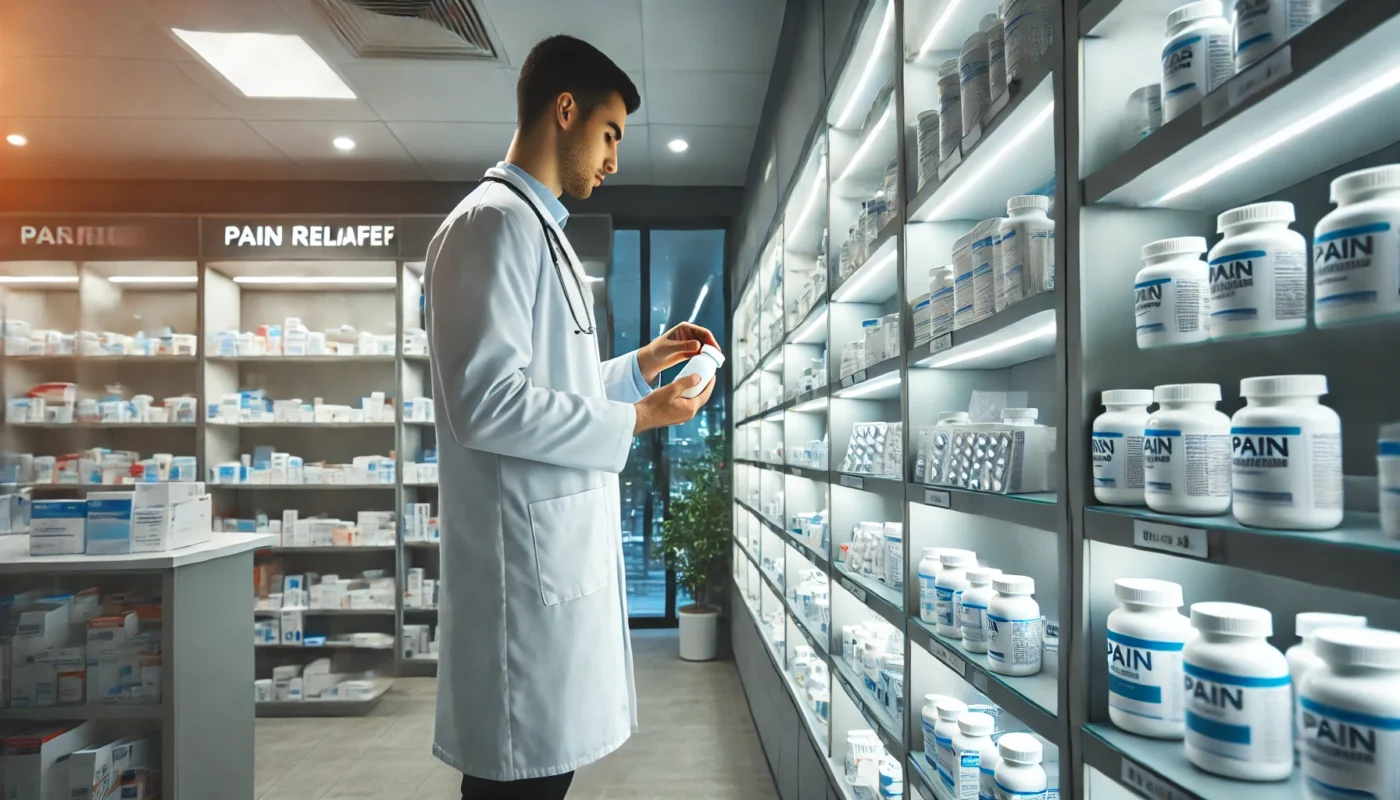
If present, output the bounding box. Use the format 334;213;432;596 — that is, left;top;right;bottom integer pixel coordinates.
931;335;952;355
924;634;967;677
1203;45;1292;126
972;670;988;693
924;489;951;508
854;370;867;384
841;475;864;490
842;376;856;388
1133;520;1208;560
1120;758;1188;800
840;577;867;604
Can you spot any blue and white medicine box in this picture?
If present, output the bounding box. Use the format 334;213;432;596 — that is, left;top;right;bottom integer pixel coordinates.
85;492;134;555
30;500;87;556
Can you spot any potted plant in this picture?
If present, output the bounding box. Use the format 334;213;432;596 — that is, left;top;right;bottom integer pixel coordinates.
661;433;731;661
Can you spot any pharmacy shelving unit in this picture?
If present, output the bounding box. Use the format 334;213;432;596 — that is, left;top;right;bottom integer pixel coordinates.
0;532;274;798
731;1;1400;799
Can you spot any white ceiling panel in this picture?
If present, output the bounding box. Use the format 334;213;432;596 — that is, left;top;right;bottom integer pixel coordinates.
139;0;303;41
643;70;769;127
610;123;652;186
482;0;644;71
640;0;784;72
341;61;517;123
648;124;755;186
174;61;380;121
0;0;190;60
387;121;517;182
0;57;235;119
245;120;428;180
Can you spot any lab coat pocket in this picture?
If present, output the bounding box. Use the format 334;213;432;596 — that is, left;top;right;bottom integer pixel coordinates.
528;487;612;606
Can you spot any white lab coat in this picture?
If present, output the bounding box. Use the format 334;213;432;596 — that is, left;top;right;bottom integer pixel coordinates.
425;165;644;781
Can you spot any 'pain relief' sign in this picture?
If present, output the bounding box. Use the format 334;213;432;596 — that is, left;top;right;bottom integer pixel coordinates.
223;223;396;249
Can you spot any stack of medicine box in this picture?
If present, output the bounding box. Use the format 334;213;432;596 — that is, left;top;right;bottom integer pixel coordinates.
59;730;159;800
403;503;437;543
402;624;437;660
861;313;902;368
404;568;437;609
28;483;212;557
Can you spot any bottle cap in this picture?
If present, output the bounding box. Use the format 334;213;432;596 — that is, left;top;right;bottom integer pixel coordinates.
698;344;726;367
1315;628;1400;670
1166;0;1224;34
936;697;969;720
958;711;996;737
1239;374;1327;398
1141;236;1208;261
1331;165;1400;205
965;567;1002;585
997;732;1043;764
1103;389;1154;407
993;575;1035;595
1153;383;1221;404
1191;601;1273;637
940;58;960;78
1002;408;1038;421
939;551;977;568
1296;612;1367;639
922;547;942;560
979;13;1000;32
1217;201;1295;232
938;411;971;423
1008;195;1052;214
1114;578;1183;608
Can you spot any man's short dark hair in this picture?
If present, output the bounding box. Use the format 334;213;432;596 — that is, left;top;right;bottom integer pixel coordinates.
516;35;641;129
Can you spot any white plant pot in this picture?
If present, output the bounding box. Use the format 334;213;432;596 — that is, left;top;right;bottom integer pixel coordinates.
678;604;720;661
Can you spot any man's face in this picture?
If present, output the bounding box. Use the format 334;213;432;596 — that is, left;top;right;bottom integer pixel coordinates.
557;91;626;200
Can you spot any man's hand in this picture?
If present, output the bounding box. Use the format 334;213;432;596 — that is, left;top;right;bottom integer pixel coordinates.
634;374;715;434
636;322;720;384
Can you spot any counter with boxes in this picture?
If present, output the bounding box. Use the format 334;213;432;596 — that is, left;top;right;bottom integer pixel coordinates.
28;482;212;557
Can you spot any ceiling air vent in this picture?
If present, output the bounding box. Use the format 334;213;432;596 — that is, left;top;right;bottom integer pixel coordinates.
316;0;497;60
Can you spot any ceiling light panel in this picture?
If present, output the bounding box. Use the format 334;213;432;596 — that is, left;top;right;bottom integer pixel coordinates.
172;30;356;99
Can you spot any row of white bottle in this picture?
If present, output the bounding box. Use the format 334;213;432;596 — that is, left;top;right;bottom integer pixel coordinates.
921;696;1050;800
917;548;1046;677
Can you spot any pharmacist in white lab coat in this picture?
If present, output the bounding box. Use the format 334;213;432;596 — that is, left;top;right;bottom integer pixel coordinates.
424;36;717;800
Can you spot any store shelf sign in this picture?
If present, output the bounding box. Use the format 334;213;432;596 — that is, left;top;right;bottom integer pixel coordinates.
1133;520;1208;559
840;475;864;490
924;489;951;508
839;577;867;603
924;635;967;677
0;216;199;260
1120;758;1186;800
931;335;952;355
204;217;404;259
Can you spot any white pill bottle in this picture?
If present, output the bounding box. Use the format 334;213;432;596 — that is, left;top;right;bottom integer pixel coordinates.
1299;627;1400;800
1208;201;1309;340
1002;194;1055;303
1108;578;1193;739
1093;389;1155;506
1233;0;1313;72
979;730;1002;800
1285;611;1367;764
938;58;963;164
1184;602;1293;781
960;28;991;136
993;732;1048;800
1230;374;1343;530
1144;383;1232;515
1162;1;1234;123
931;267;957;339
672;344;725;398
1314;165;1400;327
981;14;1007;102
923;693;956;765
936;698;970;792
1380;423;1400;538
935;550;977;638
988;575;1042;676
1135;237;1210;349
952;711;996;800
959;567;1003;654
918;547;944;624
1003;0;1053;83
954;232;978;330
972;219;1002;321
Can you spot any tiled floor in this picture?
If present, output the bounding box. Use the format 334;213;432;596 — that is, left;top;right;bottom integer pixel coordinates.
255;630;777;799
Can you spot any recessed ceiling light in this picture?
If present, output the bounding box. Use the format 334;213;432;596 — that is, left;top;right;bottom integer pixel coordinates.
667;138;689;153
6;134;27;147
171;29;356;99
333;136;356;152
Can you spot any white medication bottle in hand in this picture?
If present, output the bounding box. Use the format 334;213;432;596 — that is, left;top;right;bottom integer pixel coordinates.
1208;202;1308;340
672;345;724;398
1184;602;1293;781
1107;578;1193;739
1144;383;1232;515
1285;612;1367;764
993;733;1047;800
1093;389;1155;506
988;575;1042;677
1314;165;1400;327
1230;375;1343;530
1136;237;1210;349
1299;627;1400;800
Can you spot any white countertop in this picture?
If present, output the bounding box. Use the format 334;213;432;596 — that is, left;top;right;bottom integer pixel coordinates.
0;532;276;573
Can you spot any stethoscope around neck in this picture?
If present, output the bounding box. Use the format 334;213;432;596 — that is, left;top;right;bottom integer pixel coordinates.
481;176;596;336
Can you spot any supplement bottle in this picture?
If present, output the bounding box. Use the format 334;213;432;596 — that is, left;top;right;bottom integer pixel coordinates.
1231;375;1343;530
672;344;725;398
1107;578;1193;738
982;14;1007;102
978;731;1002;800
1208;202;1308;339
938;59;963;164
952;712;996;800
993;732;1048;800
1003;0;1053;83
1234;0;1312;72
958;567;1002;654
918;547;944;624
1184;602;1292;781
1381;423;1400;538
972;219;1001;321
1001;195;1055;305
935;698;970;792
917;110;941;191
1135;237;1210;349
923;693;956;765
1126;84;1164;142
1144;383;1232;516
1314;165;1400;327
988;575;1042;676
960;29;991;137
931;267;956;339
1286;611;1367;764
953;232;977;329
1161;1;1234;123
935;550;977;638
1093;389;1155;506
1299;627;1400;800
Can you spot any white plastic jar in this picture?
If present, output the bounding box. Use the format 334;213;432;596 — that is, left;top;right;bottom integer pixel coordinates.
1208;202;1309;339
1144;383;1232;516
1299;627;1400;800
1136;237;1210;349
917;110;941;191
1381;423;1400;538
931;267;956;339
1003;0;1053;83
938;58;963;164
958;567;1002;654
1184;601;1293;781
1231;374;1343;530
952;711;996;800
1093;389;1155;506
923;693;956;765
1161;0;1234;123
1002;408;1038;426
1286;611;1367;764
988;575;1042;676
993;732;1047;800
918;547;943;624
1002;195;1054;305
673;344;725;398
1314;164;1400;327
1126;84;1164;142
953;232;977;330
935;698;970;792
960;29;991;137
982;14;1007;102
935;550;977;638
971;219;1001;321
1234;0;1313;72
979;731;1002;800
1107;578;1193;739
